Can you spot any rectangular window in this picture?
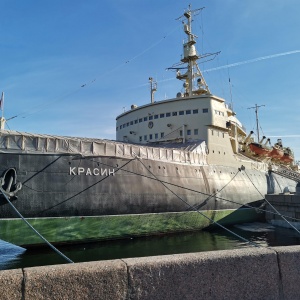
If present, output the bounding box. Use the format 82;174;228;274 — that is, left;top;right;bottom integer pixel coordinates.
139;136;142;142
155;133;158;139
166;112;171;117
186;110;191;115
149;134;153;140
180;130;183;136
127;122;129;126
154;115;159;119
130;121;133;125
144;117;148;121
149;116;153;120
193;109;198;114
187;129;191;135
123;124;126;128
194;129;198;135
179;111;184;115
144;135;147;141
161;132;164;138
203;108;208;113
139;118;143;123
160;113;165;118
120;125;122;129
172;112;177;116
134;120;138;124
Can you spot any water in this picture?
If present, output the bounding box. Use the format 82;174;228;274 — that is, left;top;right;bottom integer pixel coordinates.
1;222;300;271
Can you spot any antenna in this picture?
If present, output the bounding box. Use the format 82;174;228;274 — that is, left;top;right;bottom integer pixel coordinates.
149;77;157;104
248;104;265;142
227;67;233;110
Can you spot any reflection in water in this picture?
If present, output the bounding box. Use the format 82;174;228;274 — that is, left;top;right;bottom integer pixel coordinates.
0;222;300;270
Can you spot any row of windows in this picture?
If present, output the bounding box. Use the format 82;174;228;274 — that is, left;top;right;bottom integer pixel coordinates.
117;108;209;131
214;109;225;116
139;129;199;142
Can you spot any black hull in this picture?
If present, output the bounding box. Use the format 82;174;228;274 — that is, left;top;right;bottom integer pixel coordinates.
0;153;294;219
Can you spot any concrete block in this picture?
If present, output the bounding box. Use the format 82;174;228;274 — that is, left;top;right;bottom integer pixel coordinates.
124;248;281;300
0;269;23;299
273;245;300;300
24;259;127;300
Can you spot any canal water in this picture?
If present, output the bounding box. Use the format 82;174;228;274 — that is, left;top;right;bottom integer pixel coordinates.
1;222;300;270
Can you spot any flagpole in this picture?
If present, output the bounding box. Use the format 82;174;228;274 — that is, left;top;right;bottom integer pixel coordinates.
1;92;4;118
0;92;5;130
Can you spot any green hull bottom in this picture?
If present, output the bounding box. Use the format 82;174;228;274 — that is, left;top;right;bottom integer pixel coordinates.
0;208;262;247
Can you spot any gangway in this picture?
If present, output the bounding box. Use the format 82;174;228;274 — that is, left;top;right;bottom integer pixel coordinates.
268;164;300;182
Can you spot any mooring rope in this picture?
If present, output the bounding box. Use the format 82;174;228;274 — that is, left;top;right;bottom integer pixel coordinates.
0;187;74;263
135;156;260;247
87;157;300;222
37;156;137;214
185;169;241;212
244;170;300;235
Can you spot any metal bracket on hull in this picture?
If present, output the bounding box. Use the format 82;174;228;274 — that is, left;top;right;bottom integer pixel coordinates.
0;168;22;199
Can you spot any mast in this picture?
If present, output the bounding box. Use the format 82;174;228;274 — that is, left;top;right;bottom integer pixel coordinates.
172;5;210;96
248;104;265;142
149;77;157;104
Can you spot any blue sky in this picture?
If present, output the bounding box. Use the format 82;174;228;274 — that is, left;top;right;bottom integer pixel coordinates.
1;0;300;159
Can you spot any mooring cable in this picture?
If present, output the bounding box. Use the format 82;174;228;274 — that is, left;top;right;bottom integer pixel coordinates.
185;169;241;212
88;157;300;222
135;157;260;247
244;170;300;235
0;187;74;263
37;156;137;215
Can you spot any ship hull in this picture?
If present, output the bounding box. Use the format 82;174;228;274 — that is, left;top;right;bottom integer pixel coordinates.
0;152;295;247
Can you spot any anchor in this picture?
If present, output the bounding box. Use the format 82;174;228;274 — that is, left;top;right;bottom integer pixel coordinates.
0;168;22;199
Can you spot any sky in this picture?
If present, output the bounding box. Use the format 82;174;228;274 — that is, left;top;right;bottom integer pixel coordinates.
1;0;300;159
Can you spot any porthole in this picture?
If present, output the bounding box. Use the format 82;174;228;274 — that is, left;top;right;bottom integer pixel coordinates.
148;121;154;129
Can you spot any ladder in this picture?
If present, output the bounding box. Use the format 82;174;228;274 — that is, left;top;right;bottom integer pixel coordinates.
269;165;300;182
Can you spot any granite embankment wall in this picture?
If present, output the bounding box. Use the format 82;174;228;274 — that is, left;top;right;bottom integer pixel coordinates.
1;246;300;300
266;194;300;229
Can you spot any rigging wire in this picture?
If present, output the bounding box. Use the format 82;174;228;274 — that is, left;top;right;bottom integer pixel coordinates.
5;25;181;123
0;187;73;263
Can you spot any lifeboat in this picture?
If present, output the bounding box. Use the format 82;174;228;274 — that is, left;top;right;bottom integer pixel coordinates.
268;146;284;159
249;142;271;156
280;147;294;163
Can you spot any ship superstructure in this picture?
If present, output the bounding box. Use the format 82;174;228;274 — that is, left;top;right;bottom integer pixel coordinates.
116;5;246;166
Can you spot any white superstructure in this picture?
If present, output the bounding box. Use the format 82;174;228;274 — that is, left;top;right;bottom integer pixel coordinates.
116;5;247;166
